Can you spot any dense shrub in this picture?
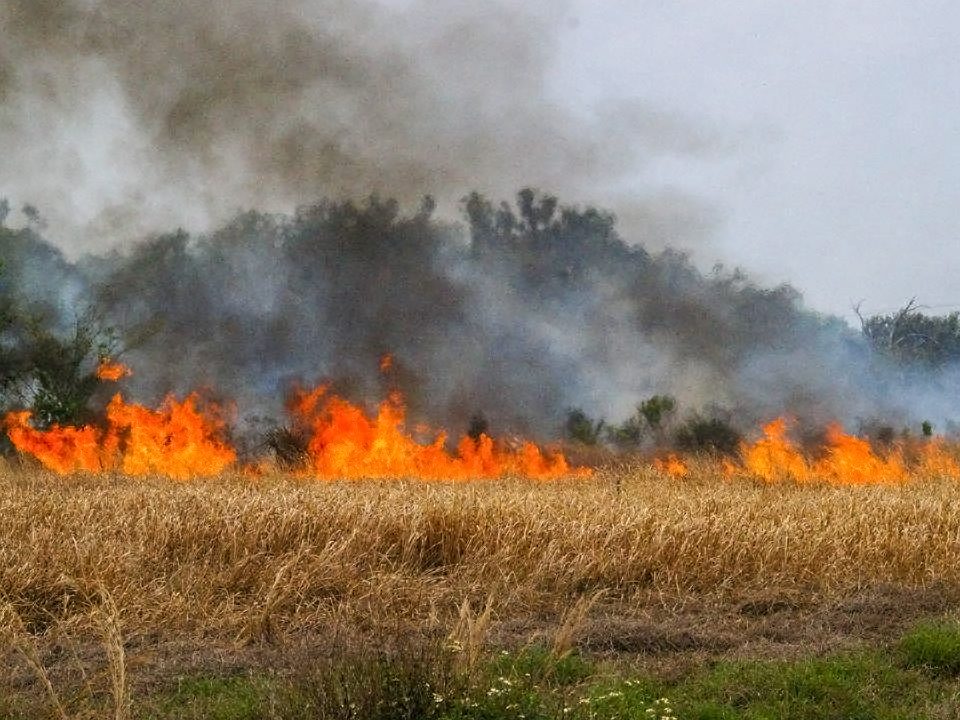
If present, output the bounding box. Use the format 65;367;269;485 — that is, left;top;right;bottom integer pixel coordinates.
674;417;742;456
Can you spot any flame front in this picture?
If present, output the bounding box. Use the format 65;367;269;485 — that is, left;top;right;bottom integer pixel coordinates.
7;361;960;485
4;393;236;479
739;417;906;485
740;418;812;482
289;385;582;480
4;411;107;474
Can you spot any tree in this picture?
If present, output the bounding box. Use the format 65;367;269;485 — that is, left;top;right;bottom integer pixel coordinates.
564;408;605;445
857;299;960;369
0;256;119;428
25;312;118;427
606;394;677;449
674;416;742;456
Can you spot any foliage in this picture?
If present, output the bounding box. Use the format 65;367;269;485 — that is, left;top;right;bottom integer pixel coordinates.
0;209;120;428
607;395;678;449
674;417;742;456
640;394;677;428
859;298;960;369
605;413;644;447
565;408;605;445
263;426;309;470
24;313;118;427
110;637;960;719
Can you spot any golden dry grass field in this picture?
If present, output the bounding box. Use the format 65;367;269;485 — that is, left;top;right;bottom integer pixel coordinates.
4;460;960;717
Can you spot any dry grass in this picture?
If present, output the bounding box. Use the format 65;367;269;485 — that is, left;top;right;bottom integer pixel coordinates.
1;457;960;647
4;458;960;716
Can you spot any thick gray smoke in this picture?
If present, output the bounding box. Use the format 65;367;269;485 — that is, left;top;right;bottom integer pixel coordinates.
0;191;945;444
0;0;950;443
0;0;714;253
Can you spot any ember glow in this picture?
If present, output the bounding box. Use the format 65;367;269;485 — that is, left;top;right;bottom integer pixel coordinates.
288;384;582;480
95;360;133;381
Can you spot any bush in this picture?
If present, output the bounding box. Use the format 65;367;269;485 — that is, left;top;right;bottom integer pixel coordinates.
0;306;119;428
674;417;741;457
606;394;677;449
264;426;310;470
565;408;605;446
639;394;676;428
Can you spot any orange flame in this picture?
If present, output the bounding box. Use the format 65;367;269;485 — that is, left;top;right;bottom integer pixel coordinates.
288;385;585;480
739;417;905;485
4;411;107;474
96;360;132;382
741;418;811;482
4;393;236;479
811;424;906;484
915;438;960;479
653;454;688;478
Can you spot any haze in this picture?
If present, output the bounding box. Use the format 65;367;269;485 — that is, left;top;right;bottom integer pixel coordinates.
0;0;956;320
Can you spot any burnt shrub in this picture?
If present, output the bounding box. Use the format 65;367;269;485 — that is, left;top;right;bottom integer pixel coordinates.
264;426;310;470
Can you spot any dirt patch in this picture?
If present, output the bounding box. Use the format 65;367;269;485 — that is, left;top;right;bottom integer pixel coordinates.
581;620;737;654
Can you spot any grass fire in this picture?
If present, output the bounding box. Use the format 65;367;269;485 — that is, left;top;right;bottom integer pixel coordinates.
2;0;960;714
5;196;960;718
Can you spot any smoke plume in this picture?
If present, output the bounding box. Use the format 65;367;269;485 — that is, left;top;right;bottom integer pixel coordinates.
0;0;950;443
0;0;714;252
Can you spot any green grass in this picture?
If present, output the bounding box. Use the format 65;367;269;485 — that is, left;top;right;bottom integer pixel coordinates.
139;676;277;720
13;625;960;719
673;653;933;719
899;620;960;675
132;645;959;720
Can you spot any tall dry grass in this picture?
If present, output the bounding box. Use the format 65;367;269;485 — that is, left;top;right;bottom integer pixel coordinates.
1;458;960;641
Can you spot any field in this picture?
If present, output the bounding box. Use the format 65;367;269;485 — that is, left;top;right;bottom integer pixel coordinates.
4;461;960;718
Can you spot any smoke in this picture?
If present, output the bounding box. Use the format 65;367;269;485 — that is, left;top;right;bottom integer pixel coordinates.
0;0;715;253
0;0;949;442
0;188;953;442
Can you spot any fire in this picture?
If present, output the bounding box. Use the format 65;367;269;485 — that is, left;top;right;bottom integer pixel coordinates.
4;411;106;474
915;438;960;479
738;417;906;485
96;359;132;381
811;424;906;484
653;454;688;478
4;393;236;479
8;357;958;485
288;385;583;480
740;418;810;482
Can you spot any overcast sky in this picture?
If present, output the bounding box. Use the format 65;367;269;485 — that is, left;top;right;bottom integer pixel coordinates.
558;0;960;318
1;1;957;321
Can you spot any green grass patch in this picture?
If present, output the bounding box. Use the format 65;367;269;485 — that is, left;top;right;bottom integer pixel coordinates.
675;652;932;719
487;646;596;685
899;620;960;675
138;675;281;720
25;622;960;719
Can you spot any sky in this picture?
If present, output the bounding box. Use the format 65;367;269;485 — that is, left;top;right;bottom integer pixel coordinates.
557;0;960;319
1;0;958;321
